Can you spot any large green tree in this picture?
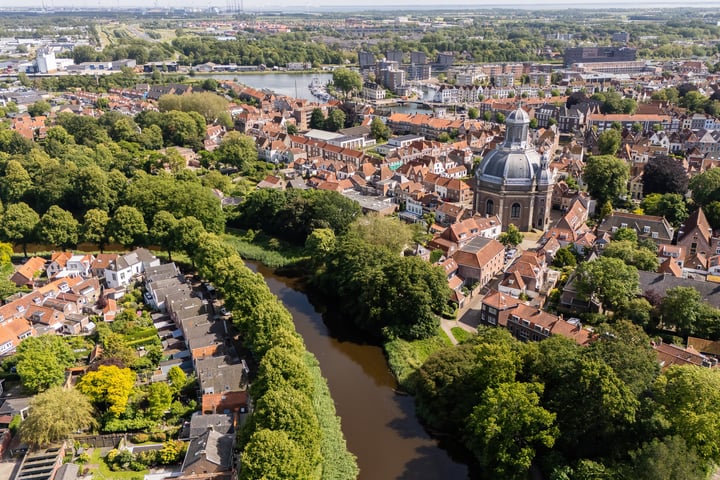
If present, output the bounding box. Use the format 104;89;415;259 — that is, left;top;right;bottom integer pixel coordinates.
81;208;110;252
16;335;76;393
597;129;621;155
467;382;558;479
108;205;148;248
240;429;313;480
689;168;720;206
582;155;630;206
39;205;79;250
0;202;39;256
653;366;720;464
19;387;96;447
214;131;258;171
575;257;639;310
0;160;32;203
332;68;362;98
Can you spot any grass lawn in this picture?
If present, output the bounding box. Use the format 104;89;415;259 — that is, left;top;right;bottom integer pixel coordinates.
86;448;148;480
223;231;309;268
384;328;453;392
451;327;474;343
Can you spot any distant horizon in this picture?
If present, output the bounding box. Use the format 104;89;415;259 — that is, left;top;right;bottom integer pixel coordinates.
2;1;720;12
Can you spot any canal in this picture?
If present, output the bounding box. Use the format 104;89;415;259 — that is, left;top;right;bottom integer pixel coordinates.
247;261;469;480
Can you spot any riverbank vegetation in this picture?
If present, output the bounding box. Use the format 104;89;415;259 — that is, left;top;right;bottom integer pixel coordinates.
194;247;358;480
412;321;719;479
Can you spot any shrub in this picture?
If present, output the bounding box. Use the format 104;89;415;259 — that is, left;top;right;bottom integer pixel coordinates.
132;433;149;443
150;432;167;442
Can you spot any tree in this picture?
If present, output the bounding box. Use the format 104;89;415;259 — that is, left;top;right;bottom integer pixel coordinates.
251;386;321;465
101;332;137;367
78;365;136;418
640;193;688;228
167;366;187;395
309;108;325;130
348;215;415;253
498;224;523;247
597;129;621;155
544;357;639;459
19;387;96;447
552;246;577;268
332;68;362;98
588;321;660;396
324;109;346;132
214;131;257;171
146;382;172;420
244;300;299;359
654;366;720;463
370;116;390;141
467;382;558;479
0;202;39;256
27;100;51;118
616;297;655;329
603;240;659;272
305;228;336;265
642;156;689;196
172;216;206;261
689;167;720;206
81;209;110;252
150;210;178;260
575;257;639;310
629;436;706;480
468;107;479;119
108;205;148;248
240;429;313;480
582;155;630;206
16;335;76;393
660;286;703;336
40;206;78;250
250;347;313;400
0;160;32;203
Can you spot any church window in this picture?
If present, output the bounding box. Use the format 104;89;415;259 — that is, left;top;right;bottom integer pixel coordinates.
511;203;521;218
485;199;494;216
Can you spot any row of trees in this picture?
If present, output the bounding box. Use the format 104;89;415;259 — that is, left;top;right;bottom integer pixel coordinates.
192;242;358;480
414;322;718;479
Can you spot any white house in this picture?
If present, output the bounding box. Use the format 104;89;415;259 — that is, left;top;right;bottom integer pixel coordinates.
104;248;160;289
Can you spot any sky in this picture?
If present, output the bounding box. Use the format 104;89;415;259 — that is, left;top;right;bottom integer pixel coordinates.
5;0;720;10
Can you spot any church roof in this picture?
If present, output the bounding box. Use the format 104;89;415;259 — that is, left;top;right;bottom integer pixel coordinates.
476;107;553;187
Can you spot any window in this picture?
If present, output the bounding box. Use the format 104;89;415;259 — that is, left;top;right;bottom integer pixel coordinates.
643;226;651;233
511;203;521;218
652;232;658;239
691;242;698;255
485;199;494;216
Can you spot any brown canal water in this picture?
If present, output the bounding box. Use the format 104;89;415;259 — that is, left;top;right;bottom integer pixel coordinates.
248;261;470;480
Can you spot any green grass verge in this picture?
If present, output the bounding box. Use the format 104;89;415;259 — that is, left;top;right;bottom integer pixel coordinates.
450;327;474;343
304;352;359;480
223;231;309;268
86;448;148;480
384;328;453;393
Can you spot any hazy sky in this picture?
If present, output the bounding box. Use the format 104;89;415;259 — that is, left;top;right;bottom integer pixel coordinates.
7;0;720;10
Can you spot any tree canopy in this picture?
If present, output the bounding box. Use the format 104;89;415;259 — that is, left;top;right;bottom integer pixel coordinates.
19;387;96;447
582;155;630;206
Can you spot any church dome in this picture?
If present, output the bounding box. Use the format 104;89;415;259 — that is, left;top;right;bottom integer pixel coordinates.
506;107;530;124
478;148;541;185
476;107;543;186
